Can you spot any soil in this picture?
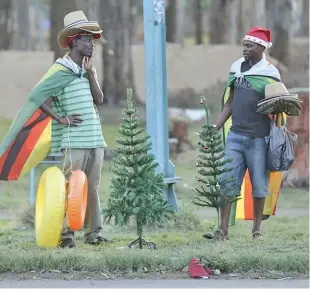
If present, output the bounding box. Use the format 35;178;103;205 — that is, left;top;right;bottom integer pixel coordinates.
0;39;308;119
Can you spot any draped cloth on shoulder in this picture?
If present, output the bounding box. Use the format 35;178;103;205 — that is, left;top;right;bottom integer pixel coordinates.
0;59;83;181
221;54;285;226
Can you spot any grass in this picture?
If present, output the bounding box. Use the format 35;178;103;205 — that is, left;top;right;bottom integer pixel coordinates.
173;160;310;209
0;116;309;278
0;117;201;211
1;158;308;213
0;213;308;277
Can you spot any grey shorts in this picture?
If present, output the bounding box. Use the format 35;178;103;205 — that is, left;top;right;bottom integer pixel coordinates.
220;130;269;198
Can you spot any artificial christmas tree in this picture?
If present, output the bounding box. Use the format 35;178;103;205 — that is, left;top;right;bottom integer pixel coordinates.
102;88;174;249
193;96;239;240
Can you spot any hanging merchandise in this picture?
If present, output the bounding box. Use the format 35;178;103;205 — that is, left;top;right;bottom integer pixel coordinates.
35;123;88;248
35;166;67;248
67;170;88;231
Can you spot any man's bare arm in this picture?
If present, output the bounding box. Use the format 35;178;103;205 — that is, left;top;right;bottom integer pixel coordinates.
40;97;83;126
216;87;234;130
84;57;104;105
88;70;104;105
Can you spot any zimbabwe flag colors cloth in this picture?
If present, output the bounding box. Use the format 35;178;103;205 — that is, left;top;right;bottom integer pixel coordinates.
0;62;82;181
221;54;286;226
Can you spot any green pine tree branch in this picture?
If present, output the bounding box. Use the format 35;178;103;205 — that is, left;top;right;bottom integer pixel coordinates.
102;88;174;243
193;97;240;230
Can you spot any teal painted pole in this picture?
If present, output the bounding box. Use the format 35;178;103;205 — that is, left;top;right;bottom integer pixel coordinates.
143;0;157;158
143;0;179;211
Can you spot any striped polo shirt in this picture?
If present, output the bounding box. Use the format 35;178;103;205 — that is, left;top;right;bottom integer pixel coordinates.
51;76;105;153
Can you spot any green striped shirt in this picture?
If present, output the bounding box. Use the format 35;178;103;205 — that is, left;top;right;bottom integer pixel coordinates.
51;76;105;153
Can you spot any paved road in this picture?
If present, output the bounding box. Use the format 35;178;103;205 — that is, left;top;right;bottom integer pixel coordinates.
0;278;309;288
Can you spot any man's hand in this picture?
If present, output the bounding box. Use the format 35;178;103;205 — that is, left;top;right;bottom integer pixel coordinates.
213;124;220;132
84;57;94;73
84;57;104;105
59;114;83;126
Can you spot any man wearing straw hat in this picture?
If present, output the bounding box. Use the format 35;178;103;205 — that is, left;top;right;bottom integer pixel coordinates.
40;11;109;248
0;10;110;248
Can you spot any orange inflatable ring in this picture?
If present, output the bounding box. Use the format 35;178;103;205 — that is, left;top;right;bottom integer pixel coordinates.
67;170;88;231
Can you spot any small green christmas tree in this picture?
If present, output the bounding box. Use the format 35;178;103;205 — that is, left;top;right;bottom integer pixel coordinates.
102;88;174;249
193;96;239;240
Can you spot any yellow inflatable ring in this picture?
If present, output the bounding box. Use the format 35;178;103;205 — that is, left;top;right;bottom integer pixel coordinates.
67;170;88;231
35;166;66;248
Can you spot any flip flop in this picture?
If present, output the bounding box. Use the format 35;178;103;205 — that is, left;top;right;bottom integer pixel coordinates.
202;232;214;239
252;231;264;240
203;229;229;241
84;236;113;245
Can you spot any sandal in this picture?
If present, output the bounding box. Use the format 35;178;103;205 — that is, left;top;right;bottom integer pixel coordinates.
203;229;229;241
59;238;76;248
262;215;270;221
202;232;214;239
84;236;113;245
252;231;264;240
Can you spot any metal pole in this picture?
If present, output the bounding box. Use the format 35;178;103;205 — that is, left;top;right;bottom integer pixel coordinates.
143;0;179;211
143;0;157;158
30;168;35;207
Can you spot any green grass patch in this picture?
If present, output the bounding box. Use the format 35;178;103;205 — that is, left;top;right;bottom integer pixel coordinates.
1;160;307;213
0;215;308;276
277;187;309;208
0;115;308;213
173;160;309;209
0;116;309;278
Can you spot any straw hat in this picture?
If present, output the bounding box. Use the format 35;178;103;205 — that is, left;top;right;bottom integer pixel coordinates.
256;82;302;116
58;11;104;48
265;82;298;99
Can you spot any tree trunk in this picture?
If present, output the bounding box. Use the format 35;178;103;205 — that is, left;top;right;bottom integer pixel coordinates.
300;0;309;36
50;0;77;60
128;0;137;100
175;0;185;45
268;0;293;66
114;0;138;105
0;0;12;50
194;0;203;45
113;2;125;105
100;0;116;105
17;0;31;51
99;0;137;106
227;0;238;44
236;0;266;44
166;0;177;42
236;0;252;43
252;0;266;27
209;0;229;44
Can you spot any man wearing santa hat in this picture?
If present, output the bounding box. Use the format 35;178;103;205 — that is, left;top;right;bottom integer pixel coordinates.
207;27;284;240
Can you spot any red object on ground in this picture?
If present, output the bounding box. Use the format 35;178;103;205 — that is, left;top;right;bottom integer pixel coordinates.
189;257;209;278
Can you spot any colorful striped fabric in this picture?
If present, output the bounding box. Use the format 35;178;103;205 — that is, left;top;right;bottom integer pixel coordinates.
0;63;82;181
221;58;286;226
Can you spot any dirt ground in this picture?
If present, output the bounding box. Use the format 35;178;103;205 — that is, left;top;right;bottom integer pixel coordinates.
0;39;308;119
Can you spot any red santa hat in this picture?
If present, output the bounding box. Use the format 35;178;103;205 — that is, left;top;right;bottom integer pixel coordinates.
243;26;272;48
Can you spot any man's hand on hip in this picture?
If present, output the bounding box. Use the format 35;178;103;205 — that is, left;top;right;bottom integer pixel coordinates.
59;114;83;126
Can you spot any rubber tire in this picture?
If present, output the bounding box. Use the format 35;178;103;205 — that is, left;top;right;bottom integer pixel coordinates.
35;166;66;248
67;170;88;231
